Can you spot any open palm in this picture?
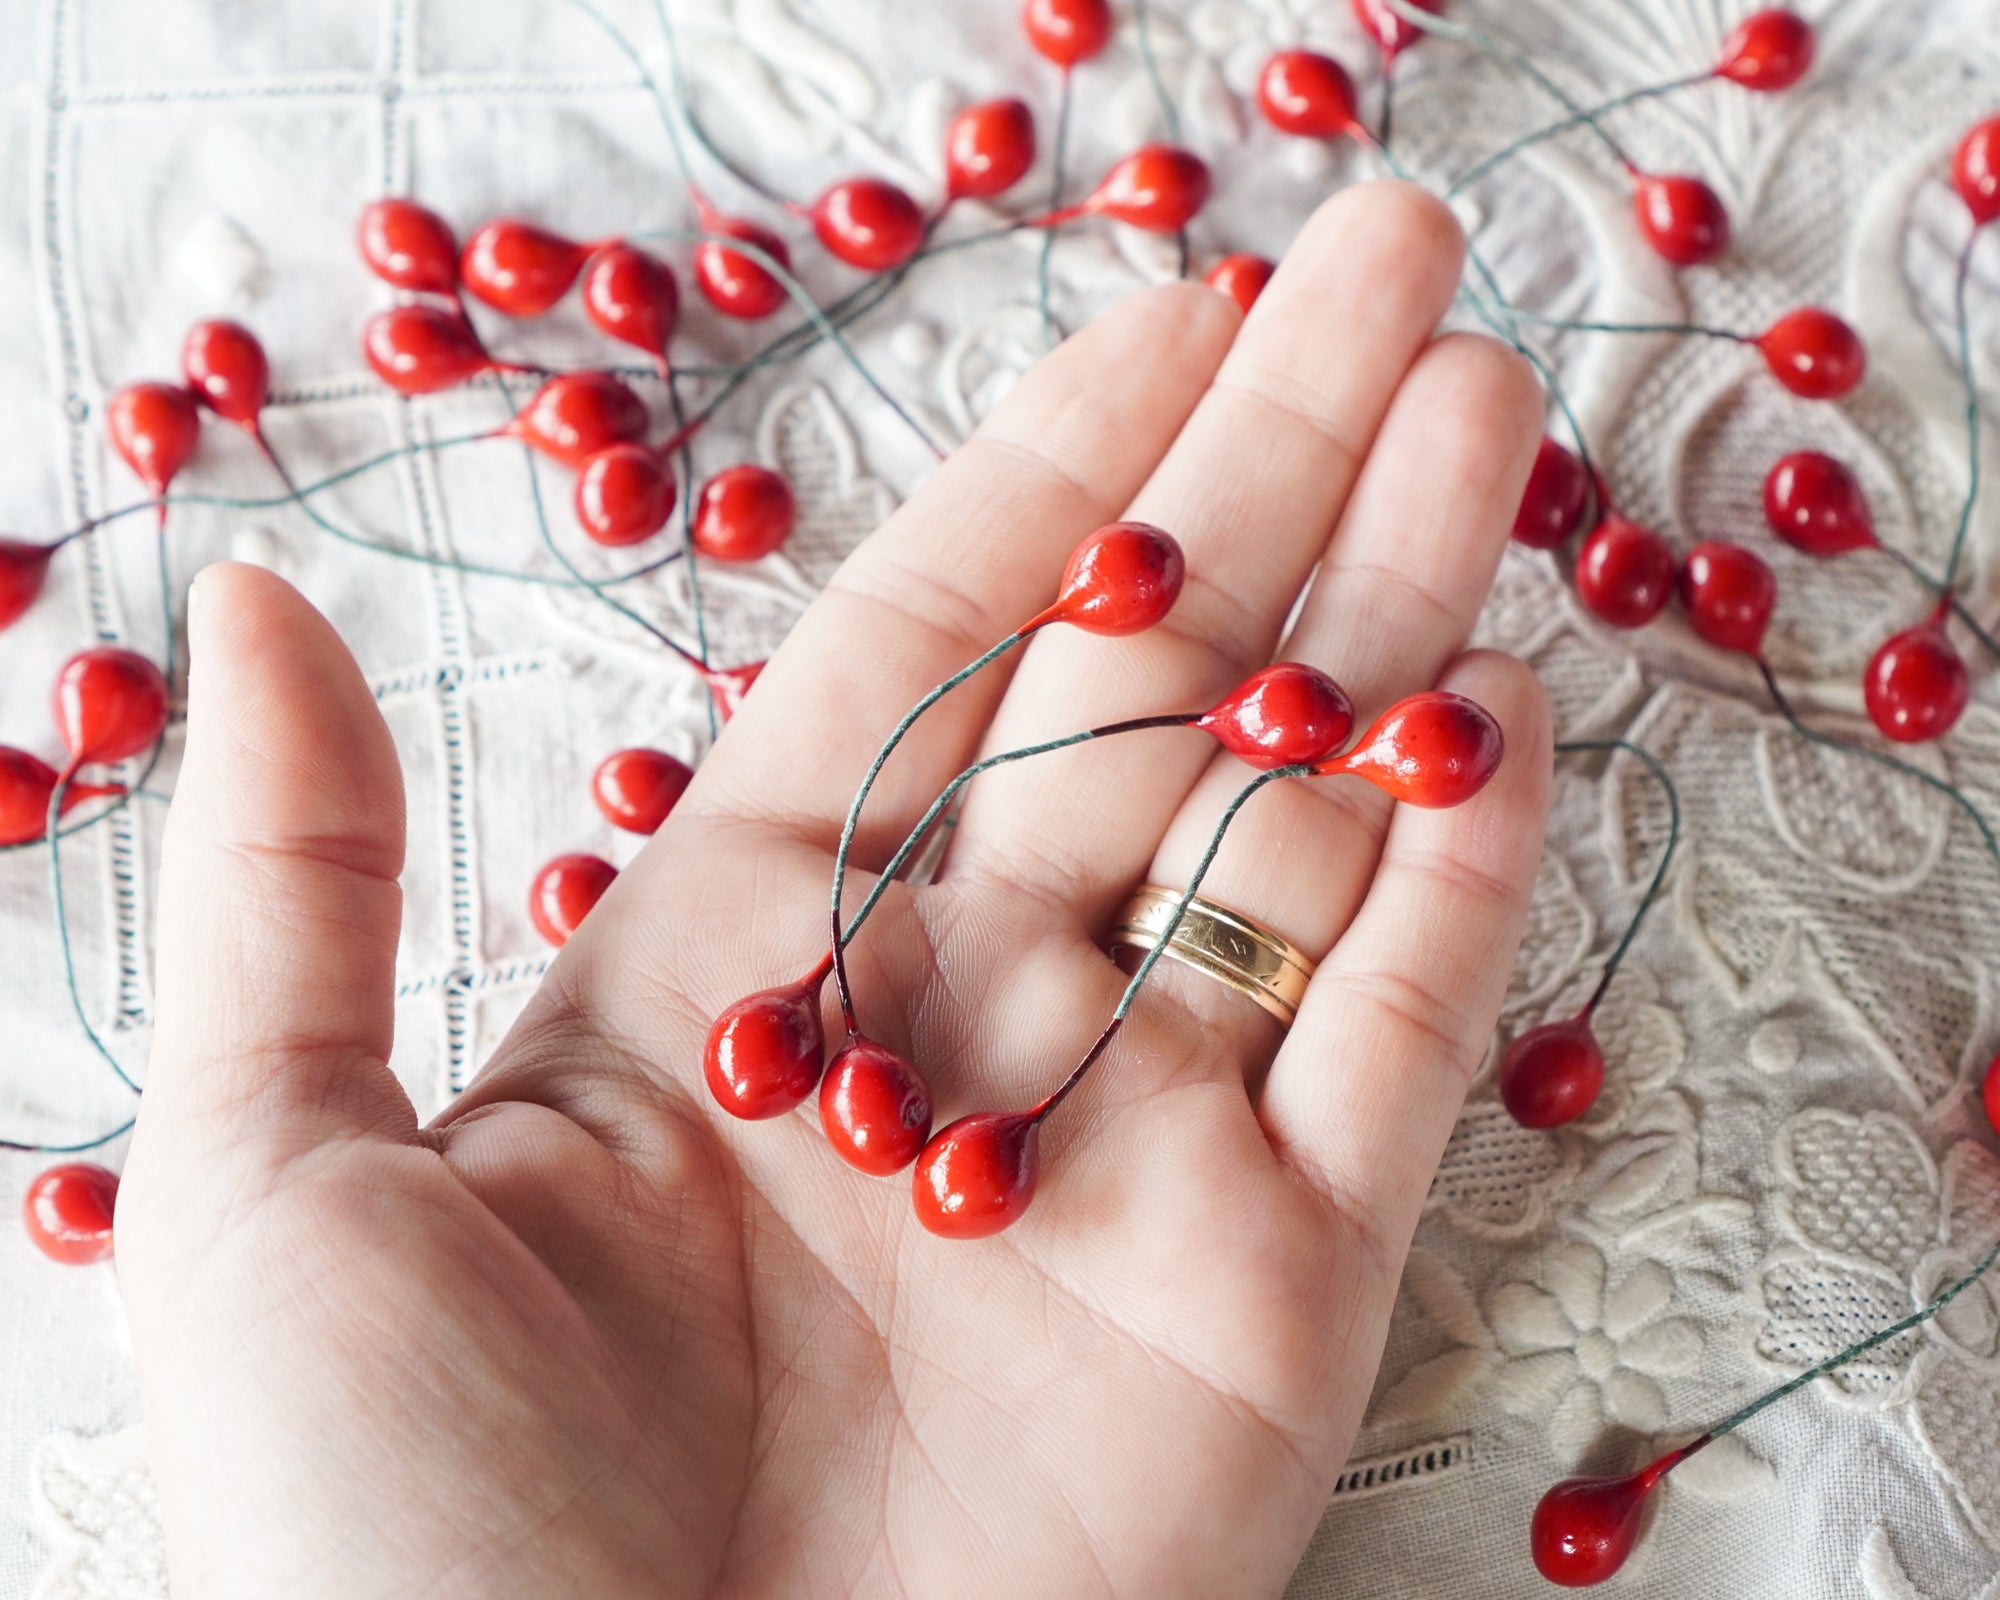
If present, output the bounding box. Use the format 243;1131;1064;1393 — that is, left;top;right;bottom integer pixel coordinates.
117;184;1551;1600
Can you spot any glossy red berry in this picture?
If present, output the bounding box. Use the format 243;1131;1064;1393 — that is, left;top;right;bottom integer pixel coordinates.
692;465;797;562
1197;663;1355;768
1204;254;1275;314
692;215;791;320
1715;10;1814;90
1865;620;1969;744
1631;172;1730;267
106;383;201;499
181;320;270;433
1499;1019;1605;1128
580;244;679;365
592;747;692;835
1763;451;1875;555
1256;50;1360;140
461;218;594;317
1039;521;1186;635
1319;692;1504;808
1021;0;1111;67
1757;308;1865;400
52;648;169;768
913;1111;1040;1238
22;1163;119;1265
1982;1048;2000;1139
1575;516;1676;628
1956;117;2000;227
703;661;766;723
503;371;650;469
1532;1458;1679;1587
821;1035;934;1175
362;305;493;395
944;99;1037;201
1513;437;1594;549
705;962;831;1119
574;445;675;548
0;748;122;846
1350;0;1443;62
0;539;53;632
1678;540;1775;656
811;179;927;272
529;852;616;947
357;198;459;296
1080;146;1211;232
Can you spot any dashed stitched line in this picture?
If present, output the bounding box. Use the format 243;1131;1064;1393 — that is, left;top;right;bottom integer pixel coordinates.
368;650;560;703
66;70;644;111
396;957;553;1000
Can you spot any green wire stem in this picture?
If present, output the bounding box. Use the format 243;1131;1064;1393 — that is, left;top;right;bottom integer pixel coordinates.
1131;0;1191;280
1038;69;1074;352
1942;231;1984;594
1554;739;1680;1017
1448;73;1710;198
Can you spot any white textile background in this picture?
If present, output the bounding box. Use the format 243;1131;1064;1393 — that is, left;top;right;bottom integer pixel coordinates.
2;0;1999;1595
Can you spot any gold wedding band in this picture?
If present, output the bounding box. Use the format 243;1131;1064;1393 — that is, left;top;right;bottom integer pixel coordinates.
1107;885;1315;1025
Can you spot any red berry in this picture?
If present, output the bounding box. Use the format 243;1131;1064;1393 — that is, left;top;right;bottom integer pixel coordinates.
1513;437;1593;549
1956;117;2000;228
1678;539;1775;656
703;660;766;723
1982;1048;2000;1138
0;539;54;632
705;963;831;1119
592;747;693;835
1203;254;1275;314
1575;516;1676;628
944;98;1037;201
22;1163;119;1265
1763;451;1875;555
1350;0;1443;62
362;305;493;395
1081;146;1211;232
182;321;270;432
0;747;122;846
574;445;675;547
811;179;927;272
1197;662;1355;768
503;371;650;469
1865;620;1969;744
1715;10;1814;90
106;383;201;499
692;465;797;562
581;244;679;364
528;852;616;947
1256;50;1359;140
461;218;594;317
692;216;791;320
1040;520;1186;635
1631;172;1730;266
913;1111;1040;1238
1757;308;1865;400
821;1035;934;1175
1021;0;1111;67
1318;691;1504;808
52;648;169;768
357;198;459;296
1532;1458;1678;1586
1499;1019;1605;1128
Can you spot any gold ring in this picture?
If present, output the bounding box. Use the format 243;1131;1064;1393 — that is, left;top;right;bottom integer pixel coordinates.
1107;884;1315;1025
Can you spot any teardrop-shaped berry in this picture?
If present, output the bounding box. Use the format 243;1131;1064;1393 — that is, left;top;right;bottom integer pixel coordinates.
581;243;679;364
362;305;493;395
22;1163;120;1265
1082;146;1211;232
944;98;1037;202
1982;1048;2000;1139
1318;691;1504;808
182;321;270;432
1762;451;1875;555
0;747;123;846
0;539;54;632
106;383;201;499
1956;117;2000;228
1532;1449;1688;1586
1715;9;1814;90
574;444;676;547
1757;308;1865;400
357;198;460;296
692;464;797;562
811;179;927;272
705;962;831;1119
1256;50;1359;140
1574;516;1676;628
1196;662;1355;768
1499;1018;1606;1128
821;1035;934;1175
52;648;169;768
1678;540;1775;656
1865;620;1969;744
1204;253;1275;314
1021;0;1112;67
1513;437;1593;549
913;1111;1041;1238
1350;0;1444;62
693;215;792;320
1039;521;1186;635
504;371;650;469
528;852;616;947
591;747;693;835
703;660;766;723
1631;172;1730;266
461;218;594;317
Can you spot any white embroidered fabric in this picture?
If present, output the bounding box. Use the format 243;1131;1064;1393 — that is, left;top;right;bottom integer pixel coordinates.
2;0;1999;1595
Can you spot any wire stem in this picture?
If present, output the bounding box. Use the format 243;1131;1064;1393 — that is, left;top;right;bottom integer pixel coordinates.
1942;230;1984;594
1448;74;1710;197
1554;740;1680;1018
1038;69;1074;352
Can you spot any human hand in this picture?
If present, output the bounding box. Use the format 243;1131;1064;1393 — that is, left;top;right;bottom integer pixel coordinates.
118;182;1551;1600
